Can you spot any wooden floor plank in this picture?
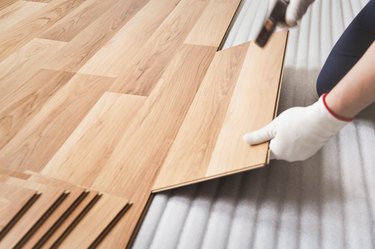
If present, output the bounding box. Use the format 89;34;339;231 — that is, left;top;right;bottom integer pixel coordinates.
0;0;86;62
0;1;47;33
43;92;145;187
0;183;38;231
0;74;114;172
0;38;66;92
79;0;181;78
206;32;287;176
0;0;17;12
153;42;249;191
184;0;241;47
109;0;208;96
0;69;74;149
153;32;287;191
0;177;66;249
42;0;149;73
56;194;129;248
40;0;119;42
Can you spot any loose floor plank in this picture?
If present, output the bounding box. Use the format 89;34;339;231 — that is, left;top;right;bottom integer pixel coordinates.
153;32;287;191
0;74;114;172
40;0;119;42
55;194;129;248
153;42;249;190
184;0;241;47
109;0;208;95
0;183;38;231
0;0;86;61
0;177;66;249
0;1;47;33
0;69;74;149
43;92;145;186
79;0;181;78
42;0;149;73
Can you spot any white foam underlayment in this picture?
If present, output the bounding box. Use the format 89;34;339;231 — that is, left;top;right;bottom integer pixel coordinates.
132;0;375;248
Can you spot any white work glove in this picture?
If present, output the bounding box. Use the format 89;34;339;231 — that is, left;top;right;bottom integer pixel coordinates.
269;0;315;27
243;94;351;162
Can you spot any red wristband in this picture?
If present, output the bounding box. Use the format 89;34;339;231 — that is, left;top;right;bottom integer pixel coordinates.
322;93;353;122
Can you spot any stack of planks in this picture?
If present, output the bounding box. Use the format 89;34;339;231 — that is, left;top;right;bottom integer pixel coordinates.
0;0;287;247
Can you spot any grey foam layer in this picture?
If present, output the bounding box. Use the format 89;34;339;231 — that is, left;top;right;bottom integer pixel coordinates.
132;0;375;248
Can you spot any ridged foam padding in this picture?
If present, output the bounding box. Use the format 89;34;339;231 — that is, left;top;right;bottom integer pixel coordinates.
132;0;375;248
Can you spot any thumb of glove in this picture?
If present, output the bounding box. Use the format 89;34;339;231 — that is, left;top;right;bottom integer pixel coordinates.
243;122;276;145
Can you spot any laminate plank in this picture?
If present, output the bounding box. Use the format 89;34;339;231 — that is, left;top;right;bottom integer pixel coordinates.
0;0;17;11
153;32;287;191
0;167;31;179
42;0;149;73
206;31;287;176
79;0;181;78
25;0;54;3
43;92;145;186
0;74;114;172
0;69;75;150
0;38;66;93
184;0;241;47
153;42;249;191
41;191;97;248
40;0;119;42
0;183;38;231
0;182;66;248
0;0;86;62
0;1;47;33
109;0;208;96
55;194;129;248
22;189;84;248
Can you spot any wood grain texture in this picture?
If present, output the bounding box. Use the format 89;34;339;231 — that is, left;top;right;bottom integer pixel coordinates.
0;178;65;249
0;1;46;33
153;42;249;191
0;38;66;95
42;0;149;72
0;0;17;11
184;0;241;46
0;74;114;172
56;194;128;248
154;32;287;191
43;92;145;186
40;0;119;42
88;45;215;247
0;0;86;61
79;0;181;78
206;31;287;176
109;0;208;95
0;69;74;149
0;183;38;231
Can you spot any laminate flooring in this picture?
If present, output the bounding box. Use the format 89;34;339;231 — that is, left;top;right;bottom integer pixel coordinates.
0;0;287;247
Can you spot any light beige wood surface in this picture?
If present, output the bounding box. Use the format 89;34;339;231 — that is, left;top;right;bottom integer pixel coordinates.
0;0;85;61
40;0;118;42
0;1;46;33
108;0;210;96
154;32;287;191
0;74;114;171
79;0;181;78
43;0;149;72
0;182;38;231
43;92;145;186
184;0;240;47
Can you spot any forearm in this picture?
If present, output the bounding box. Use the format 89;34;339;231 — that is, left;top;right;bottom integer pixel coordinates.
326;41;375;118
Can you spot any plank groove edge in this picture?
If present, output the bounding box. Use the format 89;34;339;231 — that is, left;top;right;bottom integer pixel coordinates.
14;191;70;248
0;192;41;240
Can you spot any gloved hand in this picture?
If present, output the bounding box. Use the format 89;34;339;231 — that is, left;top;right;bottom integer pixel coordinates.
269;0;315;27
243;94;351;162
